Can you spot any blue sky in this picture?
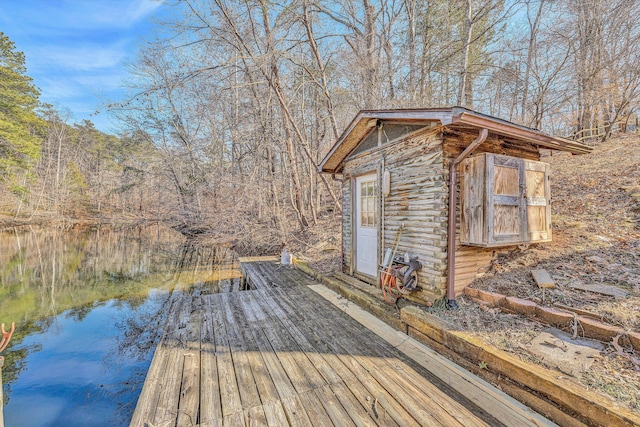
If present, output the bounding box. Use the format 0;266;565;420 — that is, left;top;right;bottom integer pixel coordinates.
0;0;167;134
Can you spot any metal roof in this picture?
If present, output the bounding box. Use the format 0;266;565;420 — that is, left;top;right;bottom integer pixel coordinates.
318;107;592;173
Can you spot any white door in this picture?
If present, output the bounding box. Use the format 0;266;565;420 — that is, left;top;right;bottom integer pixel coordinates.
355;174;378;276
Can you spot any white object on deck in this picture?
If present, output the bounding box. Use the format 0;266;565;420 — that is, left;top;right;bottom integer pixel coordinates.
280;248;291;265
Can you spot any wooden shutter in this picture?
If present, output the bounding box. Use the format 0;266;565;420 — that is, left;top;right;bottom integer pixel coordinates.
524;160;551;242
461;153;552;247
486;154;524;245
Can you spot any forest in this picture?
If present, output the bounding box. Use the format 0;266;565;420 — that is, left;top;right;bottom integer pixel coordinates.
1;0;639;250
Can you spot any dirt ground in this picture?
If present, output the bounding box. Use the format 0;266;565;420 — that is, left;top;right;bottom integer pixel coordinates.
300;133;640;411
435;134;640;411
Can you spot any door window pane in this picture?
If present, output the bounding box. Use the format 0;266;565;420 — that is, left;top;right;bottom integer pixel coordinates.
360;181;376;227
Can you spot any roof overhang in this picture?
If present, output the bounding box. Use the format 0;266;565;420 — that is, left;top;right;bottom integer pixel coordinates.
319;107;592;173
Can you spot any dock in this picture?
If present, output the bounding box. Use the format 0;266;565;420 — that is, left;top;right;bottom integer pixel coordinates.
130;258;554;427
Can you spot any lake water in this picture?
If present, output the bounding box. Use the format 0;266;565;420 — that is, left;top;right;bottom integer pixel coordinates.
0;223;241;426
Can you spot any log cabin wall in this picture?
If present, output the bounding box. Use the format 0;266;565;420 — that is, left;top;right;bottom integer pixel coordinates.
341;127;546;304
342;128;448;303
443;130;541;295
341;177;353;274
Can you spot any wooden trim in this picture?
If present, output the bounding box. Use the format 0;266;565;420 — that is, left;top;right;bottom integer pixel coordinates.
352;271;377;285
352;171;378;277
349;178;355;276
518;159;527;241
485;154;495;245
464;153;552;247
376;163;382;287
453;112;591;154
319;108;591;174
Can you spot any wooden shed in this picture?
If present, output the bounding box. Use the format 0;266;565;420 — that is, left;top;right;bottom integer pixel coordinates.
319;107;591;307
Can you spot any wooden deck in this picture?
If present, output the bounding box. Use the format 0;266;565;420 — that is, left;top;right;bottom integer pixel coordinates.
130;260;555;427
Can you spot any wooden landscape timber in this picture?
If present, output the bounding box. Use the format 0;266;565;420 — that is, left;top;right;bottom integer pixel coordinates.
130;259;555;427
319;107;591;307
293;258;640;427
464;287;640;353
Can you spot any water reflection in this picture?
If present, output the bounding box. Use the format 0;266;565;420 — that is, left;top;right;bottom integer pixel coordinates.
0;223;240;427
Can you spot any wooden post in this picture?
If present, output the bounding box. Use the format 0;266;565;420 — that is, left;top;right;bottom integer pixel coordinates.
0;356;4;427
0;323;14;427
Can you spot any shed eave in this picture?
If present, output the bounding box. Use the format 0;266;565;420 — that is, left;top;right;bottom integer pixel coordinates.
318;107;592;173
451;111;592;155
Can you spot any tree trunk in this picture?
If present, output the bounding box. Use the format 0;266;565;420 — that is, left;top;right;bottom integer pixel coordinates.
302;0;340;140
363;0;378;108
457;0;474;108
405;0;417;102
520;0;545;124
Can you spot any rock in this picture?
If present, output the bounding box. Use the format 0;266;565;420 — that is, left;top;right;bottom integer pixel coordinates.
527;329;602;377
569;282;629;298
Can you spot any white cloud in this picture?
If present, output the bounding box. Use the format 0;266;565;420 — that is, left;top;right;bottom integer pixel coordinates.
31;43;128;72
72;0;164;30
0;0;163;35
37;77;83;104
122;0;164;25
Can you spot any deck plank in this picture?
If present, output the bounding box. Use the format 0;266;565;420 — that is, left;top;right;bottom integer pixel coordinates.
234;292;298;399
222;412;245;427
314;385;358;427
280;395;313;427
243;290;327;394
129;290;182;427
177;308;202;427
338;375;401;427
297;390;335;427
219;293;262;410
153;294;191;426
262;400;290;427
131;260;557;427
225;293;281;404
210;295;244;418
330;381;391;427
200;295;223;425
244;405;269;427
255;288;343;385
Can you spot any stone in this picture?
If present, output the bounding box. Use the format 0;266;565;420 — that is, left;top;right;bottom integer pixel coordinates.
527;329;602;377
569;282;629;298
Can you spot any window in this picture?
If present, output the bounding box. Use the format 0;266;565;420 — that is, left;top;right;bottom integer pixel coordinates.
360;181;376;227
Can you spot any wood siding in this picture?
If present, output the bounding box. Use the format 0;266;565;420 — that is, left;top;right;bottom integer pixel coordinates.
342;178;352;274
340;129;544;303
343;129;448;302
445;132;541;293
